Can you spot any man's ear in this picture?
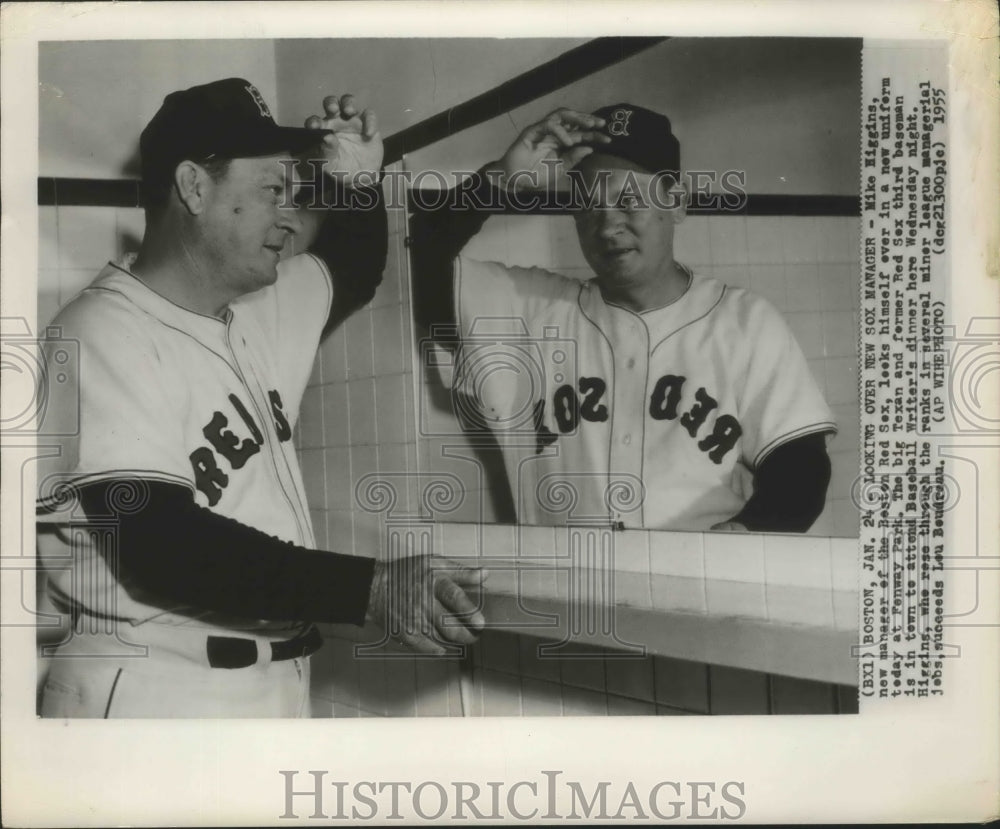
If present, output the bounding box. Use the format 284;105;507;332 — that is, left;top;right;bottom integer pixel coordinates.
174;161;210;215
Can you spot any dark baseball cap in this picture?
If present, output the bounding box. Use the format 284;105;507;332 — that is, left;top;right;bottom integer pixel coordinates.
586;103;680;177
140;77;330;189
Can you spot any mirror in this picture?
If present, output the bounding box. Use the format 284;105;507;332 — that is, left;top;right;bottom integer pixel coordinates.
402;37;861;538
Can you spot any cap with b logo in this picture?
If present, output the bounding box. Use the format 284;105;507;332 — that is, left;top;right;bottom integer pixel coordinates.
140;77;330;192
587;103;681;176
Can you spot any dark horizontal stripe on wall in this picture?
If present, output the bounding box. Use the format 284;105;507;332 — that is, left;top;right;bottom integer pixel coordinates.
406;189;860;217
740;194;859;216
38;177;141;208
383;37;668;165
39;178;859;217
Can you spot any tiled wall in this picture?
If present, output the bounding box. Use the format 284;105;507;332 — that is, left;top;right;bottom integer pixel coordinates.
38;204;146;329
312;628;858;718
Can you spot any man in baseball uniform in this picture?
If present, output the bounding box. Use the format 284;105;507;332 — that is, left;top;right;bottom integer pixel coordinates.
410;104;835;532
36;78;484;718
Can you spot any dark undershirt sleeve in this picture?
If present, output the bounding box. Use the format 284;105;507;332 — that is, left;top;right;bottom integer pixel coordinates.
306;176;388;336
408;166;505;334
732;432;833;533
75;479;375;624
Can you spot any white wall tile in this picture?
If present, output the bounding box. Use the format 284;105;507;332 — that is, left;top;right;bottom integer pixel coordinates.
307;353;322;389
479;669;524;716
519;636;561;683
818;264;858;311
115;207;145;257
299;448;326;510
319;325;348;383
829;450;858;503
748;265;788;311
38;291;61;331
703;532;765;583
612;530;649;573
310;510;328;549
830;498;860;539
608;695;655;715
707;216;748;265
414;658;459;716
651;573;707;614
39;207;60;269
344;309;375;379
374;373;408;444
502;215;553;269
478;630;520;675
520;676;563;715
785;311;831;359
56;206;118;271
745;216;787;265
347;378;378;445
824;356;859;406
649;531;703;578
677;215;711;265
323;447;353;509
781;217;818;264
439;521;482;560
549;216;590;270
784;264;822;312
559;652;606;693
710;265;750;291
707;585;773;635
297;385;325;449
377;441;408;478
763;534;832;589
326;509;355;552
828;404;859;452
766;583;834;628
816;215;851;263
653;656;710;713
321;382;350;448
821;310;857;357
833;590;858;630
831;539;858;592
371;305;406;376
604;654;655;702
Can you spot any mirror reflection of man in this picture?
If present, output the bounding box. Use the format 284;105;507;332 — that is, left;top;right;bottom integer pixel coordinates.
36;79;485;719
410;104;835;532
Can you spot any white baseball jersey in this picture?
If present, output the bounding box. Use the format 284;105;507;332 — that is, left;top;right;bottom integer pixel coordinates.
454;256;836;530
36;252;332;635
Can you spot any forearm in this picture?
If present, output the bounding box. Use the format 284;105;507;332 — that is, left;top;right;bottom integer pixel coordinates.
408;163;506;332
732;433;832;532
298;173;388;334
77;479;375;624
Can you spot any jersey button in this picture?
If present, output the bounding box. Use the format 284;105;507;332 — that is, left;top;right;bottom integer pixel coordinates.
622;434;632;445
626;357;636;369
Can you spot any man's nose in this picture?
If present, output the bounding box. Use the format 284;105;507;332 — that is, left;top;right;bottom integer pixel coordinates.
596;207;626;237
277;205;304;236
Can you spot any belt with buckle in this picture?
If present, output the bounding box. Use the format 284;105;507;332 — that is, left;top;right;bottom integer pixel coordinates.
206;625;323;669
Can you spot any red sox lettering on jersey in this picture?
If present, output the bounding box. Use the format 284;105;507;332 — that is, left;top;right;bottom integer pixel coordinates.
36;252;334;631
455;256;836;530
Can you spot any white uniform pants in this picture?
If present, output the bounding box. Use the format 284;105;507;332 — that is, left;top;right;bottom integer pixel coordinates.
40;629;312;718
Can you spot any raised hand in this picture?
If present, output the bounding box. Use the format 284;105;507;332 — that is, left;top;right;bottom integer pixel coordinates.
365;555;488;655
498;108;610;192
305;93;383;187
